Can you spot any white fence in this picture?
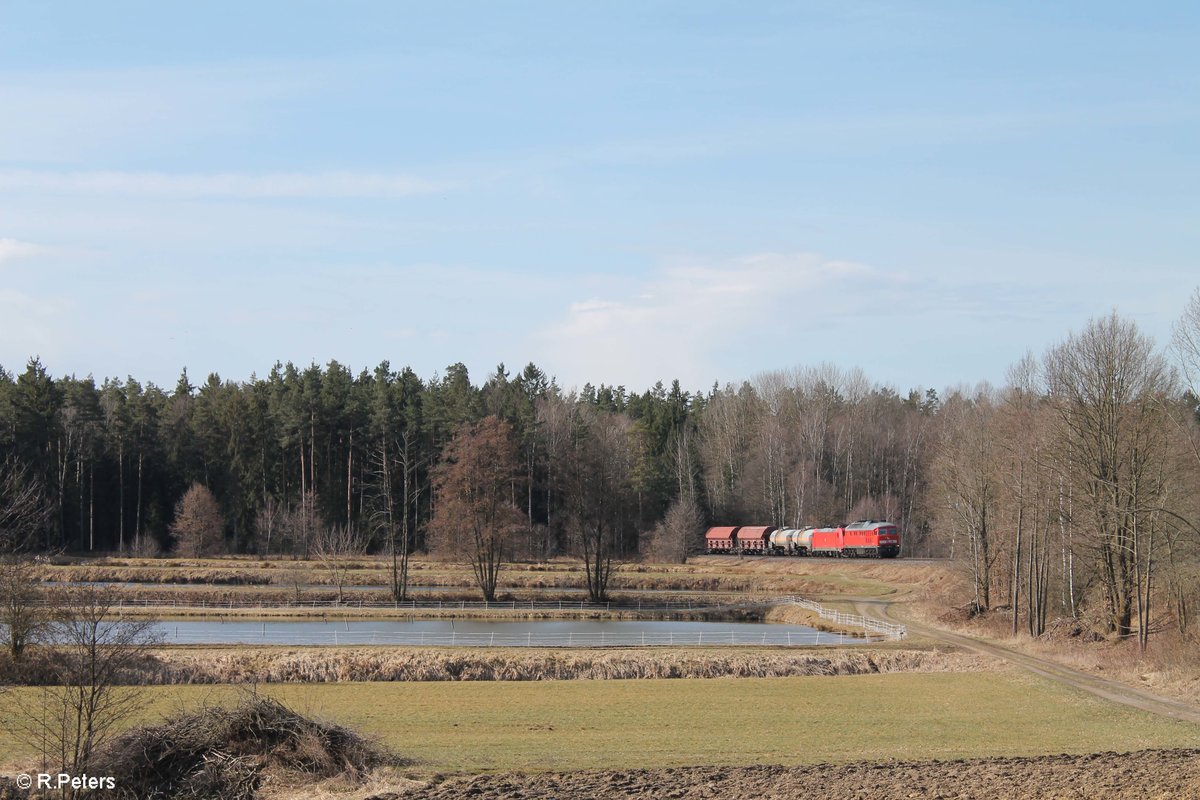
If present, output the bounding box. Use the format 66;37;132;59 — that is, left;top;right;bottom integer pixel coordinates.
95;597;726;613
157;628;860;648
777;596;907;641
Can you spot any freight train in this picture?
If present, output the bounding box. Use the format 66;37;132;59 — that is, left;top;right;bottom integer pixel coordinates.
704;521;900;558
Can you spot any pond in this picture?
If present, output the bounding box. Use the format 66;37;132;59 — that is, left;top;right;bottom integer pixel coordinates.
43;581;693;596
149;618;863;647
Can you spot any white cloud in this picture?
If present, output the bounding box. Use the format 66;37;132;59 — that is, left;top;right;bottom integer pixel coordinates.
0;170;452;199
536;252;896;390
0;238;48;265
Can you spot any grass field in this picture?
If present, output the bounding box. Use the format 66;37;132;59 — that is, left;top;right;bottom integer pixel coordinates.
4;672;1197;775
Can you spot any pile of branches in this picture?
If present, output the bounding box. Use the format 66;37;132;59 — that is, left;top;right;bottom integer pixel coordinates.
88;695;389;799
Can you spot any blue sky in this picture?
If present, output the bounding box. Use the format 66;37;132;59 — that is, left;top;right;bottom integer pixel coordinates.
1;1;1197;394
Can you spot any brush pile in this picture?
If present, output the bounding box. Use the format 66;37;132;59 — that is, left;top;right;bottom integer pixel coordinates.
89;695;388;799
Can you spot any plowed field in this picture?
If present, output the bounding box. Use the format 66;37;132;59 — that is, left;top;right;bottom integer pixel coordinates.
385;748;1200;799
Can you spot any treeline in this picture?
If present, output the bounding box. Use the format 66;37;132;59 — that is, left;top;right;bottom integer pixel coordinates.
0;357;936;561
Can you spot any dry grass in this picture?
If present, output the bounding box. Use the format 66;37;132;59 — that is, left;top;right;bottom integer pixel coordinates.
36;554;930;598
257;766;425;800
133;645;990;684
903;568;1200;708
38;564;275;585
978;618;1200;707
760;603;864;635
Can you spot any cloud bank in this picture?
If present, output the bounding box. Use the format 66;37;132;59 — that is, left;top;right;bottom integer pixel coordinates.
538;253;898;391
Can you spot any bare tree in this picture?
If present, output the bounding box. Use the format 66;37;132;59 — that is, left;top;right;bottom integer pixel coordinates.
428;416;525;602
696;385;757;521
1172;287;1200;393
278;563;308;603
932;387;1001;612
0;460;51;667
280;490;321;559
170;482;225;557
0;557;46;662
536;393;577;558
996;355;1055;636
644;494;704;564
3;586;160;781
0;456;51;554
565;411;636;601
366;427;422;602
255;495;283;556
1044;312;1176;642
313;524;366;603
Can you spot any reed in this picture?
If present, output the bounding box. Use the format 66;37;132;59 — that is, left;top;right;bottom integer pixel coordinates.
120;646;993;685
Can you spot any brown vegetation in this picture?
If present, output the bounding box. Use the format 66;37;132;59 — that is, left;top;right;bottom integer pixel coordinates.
643;495;705;563
62;646;992;685
427;416;525;601
171;482;226;557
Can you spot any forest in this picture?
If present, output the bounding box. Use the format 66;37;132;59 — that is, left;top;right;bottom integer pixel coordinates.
2;294;1200;641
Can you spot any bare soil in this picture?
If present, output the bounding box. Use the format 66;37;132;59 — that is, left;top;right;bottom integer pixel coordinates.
377;749;1200;800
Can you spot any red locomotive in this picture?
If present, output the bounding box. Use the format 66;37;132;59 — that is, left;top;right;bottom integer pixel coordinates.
704;521;900;558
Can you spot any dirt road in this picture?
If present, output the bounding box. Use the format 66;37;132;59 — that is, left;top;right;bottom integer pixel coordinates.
854;598;1200;724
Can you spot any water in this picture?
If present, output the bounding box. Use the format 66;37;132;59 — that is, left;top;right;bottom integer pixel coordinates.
150;618;860;647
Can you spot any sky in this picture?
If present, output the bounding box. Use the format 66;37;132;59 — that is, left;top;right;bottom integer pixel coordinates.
1;1;1197;395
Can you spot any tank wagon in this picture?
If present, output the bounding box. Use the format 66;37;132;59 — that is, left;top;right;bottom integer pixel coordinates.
706;521;900;558
768;528;813;555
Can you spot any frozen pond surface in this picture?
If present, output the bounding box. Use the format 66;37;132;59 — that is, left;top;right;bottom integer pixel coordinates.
150;618;863;647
